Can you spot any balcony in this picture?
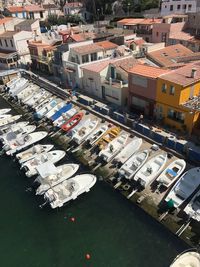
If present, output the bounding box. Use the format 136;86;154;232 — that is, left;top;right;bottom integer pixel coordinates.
31;54;52;64
103;78;128;89
136;29;152;35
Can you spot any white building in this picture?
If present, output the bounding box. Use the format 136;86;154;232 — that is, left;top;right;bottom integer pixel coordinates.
160;0;197;16
63;1;83;16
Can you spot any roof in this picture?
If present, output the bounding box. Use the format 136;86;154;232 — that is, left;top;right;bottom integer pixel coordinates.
147;44;193;67
7;6;25;13
111;56;138;72
96;40;118;50
81;59;111;73
42;4;59;9
25;5;44;12
175;52;200;63
64;2;83;8
0;31;17;38
130;39;145;46
117;18;144;25
7;4;44;13
117;18;161;25
160;62;200;86
71;43;103;54
169;30;193;41
0;17;13;25
129;64;170;78
15;19;38;27
0;49;18;59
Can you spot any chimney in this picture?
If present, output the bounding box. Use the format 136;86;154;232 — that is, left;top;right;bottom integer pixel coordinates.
191;68;197;78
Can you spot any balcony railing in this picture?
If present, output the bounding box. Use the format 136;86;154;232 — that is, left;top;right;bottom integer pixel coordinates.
31;54;52;64
136;29;152;35
103;78;127;88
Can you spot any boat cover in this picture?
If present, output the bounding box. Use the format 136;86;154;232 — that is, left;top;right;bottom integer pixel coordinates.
51;103;72;121
36;162;58;178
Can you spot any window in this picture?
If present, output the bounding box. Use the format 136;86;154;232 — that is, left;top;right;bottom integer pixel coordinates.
170;5;173;11
169;85;175;95
116;73;122;80
156;32;159;37
4;39;8;47
10;40;13;47
161;33;167;42
161;83;167;93
82;54;89;63
188;4;192;11
40;11;43;18
177;5;181;10
168;109;185;123
91;52;97;61
183;4;186;10
0;39;2;46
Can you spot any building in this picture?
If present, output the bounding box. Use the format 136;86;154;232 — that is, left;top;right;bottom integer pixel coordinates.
14;19;41;36
156;62;200;134
128;64;169;117
63;1;83;16
6;5;46;20
160;0;197;16
42;4;61;17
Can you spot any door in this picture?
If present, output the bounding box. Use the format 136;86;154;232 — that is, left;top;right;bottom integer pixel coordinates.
102;86;105;99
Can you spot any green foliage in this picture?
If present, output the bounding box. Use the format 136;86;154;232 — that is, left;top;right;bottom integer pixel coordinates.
45;14;83;27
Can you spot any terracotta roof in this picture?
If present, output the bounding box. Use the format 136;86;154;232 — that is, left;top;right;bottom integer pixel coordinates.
43;4;58;9
147;44;193;67
25;5;44;12
64;2;83;8
138;18;162;25
117;18;161;25
7;6;25;13
129;64;170;78
169;30;193;41
96;41;118;50
130;39;145;46
71;43;103;54
69;32;95;42
117;18;144;25
28;41;50;47
0;17;13;25
160;62;200;86
111;56;138;72
81;60;111;73
0;31;17;38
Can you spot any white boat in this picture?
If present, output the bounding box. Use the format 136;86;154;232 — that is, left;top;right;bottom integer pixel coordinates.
35;163;79;195
6;76;20;88
44;174;97;209
22;150;66;177
0;115;21;127
184;189;200;222
170;250;200;267
99;133;129;163
72;119;98;145
16;84;40;101
31;91;52;109
0;121;29;135
34;97;54;113
45;101;65;119
1;125;36;144
5;131;48;156
156;159;186;188
21;87;40;104
9;78;28;96
114;137;142;165
24;90;48;107
0;114;12;120
0;108;11;115
34;98;60;120
118;150;149;180
86;124;108;146
134;153;168;188
165;167;200;208
53;108;77;127
16;144;54;164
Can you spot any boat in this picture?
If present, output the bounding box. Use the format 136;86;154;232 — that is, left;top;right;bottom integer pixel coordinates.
0;108;11;115
86;124;109;146
53;107;77;127
96;126;121;150
31;91;52;109
16;144;54;164
99;132;129;163
134;153;168;188
24;90;49;107
34;98;59;120
118;150;149;180
165;167;200;208
184;189;200;222
34;97;54;113
72;119;98;145
0;115;21;127
8;78;28;96
5;131;48;156
45;101;65;119
16;84;40;101
0;121;29;136
44;174;97;209
170;249;200;267
35;163;79;195
1;125;36;144
114;137;143;165
0;114;12;120
5;76;20;89
156;159;186;188
61;112;83;132
21;87;40;104
21;150;66;177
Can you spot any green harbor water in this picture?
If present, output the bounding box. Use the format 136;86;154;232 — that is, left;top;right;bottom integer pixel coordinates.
0;97;187;267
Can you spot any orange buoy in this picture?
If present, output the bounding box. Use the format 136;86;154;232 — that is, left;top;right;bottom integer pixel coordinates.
85;253;91;260
70;217;75;222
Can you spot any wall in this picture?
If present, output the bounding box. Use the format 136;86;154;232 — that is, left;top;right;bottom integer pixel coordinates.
152;23;170;43
161;0;197;16
14;31;33;63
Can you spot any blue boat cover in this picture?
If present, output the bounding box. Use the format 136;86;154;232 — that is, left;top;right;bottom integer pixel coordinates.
51;103;72;121
166;168;177;177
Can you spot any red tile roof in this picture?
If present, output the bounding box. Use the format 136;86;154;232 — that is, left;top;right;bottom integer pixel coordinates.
129;64;170;78
117;18;144;25
7;6;25;13
0;17;13;25
25;5;44;12
81;60;111;73
117;18;161;25
111;56;138;72
7;4;44;13
71;43;103;54
96;40;118;50
64;2;83;8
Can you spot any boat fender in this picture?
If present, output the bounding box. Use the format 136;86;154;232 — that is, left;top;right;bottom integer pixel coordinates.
122;184;130;191
70;217;75;222
85;254;91;260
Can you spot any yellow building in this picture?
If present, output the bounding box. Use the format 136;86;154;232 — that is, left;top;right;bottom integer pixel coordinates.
156;63;200;135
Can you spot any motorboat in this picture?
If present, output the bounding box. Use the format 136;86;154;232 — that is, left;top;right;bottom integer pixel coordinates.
5;131;48;156
170;249;200;267
16;144;54;164
44;174;97;209
21;86;40;104
51;103;73;122
0;121;29;136
16;84;40;101
0;108;11;115
72;119;98;145
99;133;129;163
156;159;186;188
114;137;143;165
0;114;12;120
134;153;168;188
8;78;29;96
31;91;52;109
118;150;149;180
34;97;54;113
54;107;77;128
0;115;21;127
165;167;200;208
86;124;108;146
24;90;49;107
35;163;79;195
184;189;200;222
45;101;65;119
22;150;66;177
34;98;59;120
96;126;121;150
1;125;36;144
5;76;20;89
61;112;83;132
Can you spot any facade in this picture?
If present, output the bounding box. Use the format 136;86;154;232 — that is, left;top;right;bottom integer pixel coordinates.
63;1;83;16
156;63;200;134
160;0;197;16
43;4;61;17
128;64;169;117
14;19;41;36
6;5;46;20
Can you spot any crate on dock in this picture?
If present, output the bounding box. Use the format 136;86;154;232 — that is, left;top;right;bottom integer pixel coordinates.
77;95;94;106
175;140;188;154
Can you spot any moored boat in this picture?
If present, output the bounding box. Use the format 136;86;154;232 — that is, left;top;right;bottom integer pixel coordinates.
96;126;121;150
0;108;11;115
170;249;200;267
45;101;65;119
0;115;22;127
61;112;84;132
86;124;108;146
184;189;200;222
0;121;29;136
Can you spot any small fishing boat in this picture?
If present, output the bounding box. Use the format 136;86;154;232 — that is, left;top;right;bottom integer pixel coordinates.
31;91;52;109
16;144;54;164
184;189;200;222
96;126;121;150
21;87;40;104
61;112;84;132
8;78;28;96
0;121;29;136
53;108;77;127
44;174;97;209
0;114;12;120
35;163;79;195
72;119;98;145
0;115;21;128
1;125;36;145
16;84;40;101
5;131;48;156
114;137;143;165
170;249;200;267
165;167;200;208
86;124;108;146
134;153;168;188
99;132;129;163
22;150;66;177
118;150;149;180
34;97;54;113
24;90;49;107
51;103;73;122
0;108;11;115
34;98;59;120
156;159;186;188
45;101;65;119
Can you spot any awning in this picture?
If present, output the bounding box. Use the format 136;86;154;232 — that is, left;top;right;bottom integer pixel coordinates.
65;68;75;73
